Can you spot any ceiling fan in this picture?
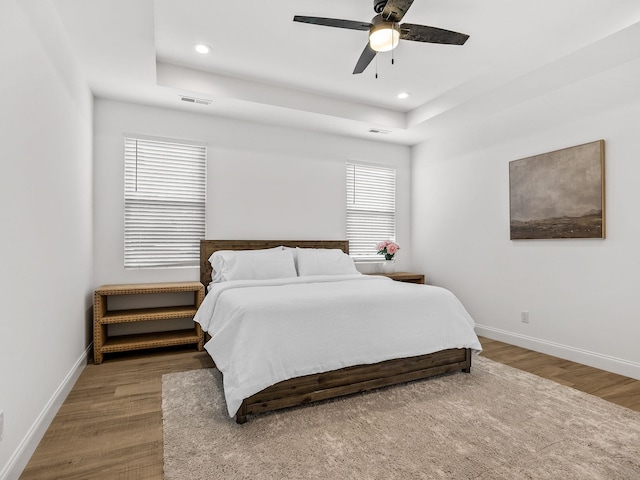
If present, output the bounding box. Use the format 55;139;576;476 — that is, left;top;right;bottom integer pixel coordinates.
293;0;469;74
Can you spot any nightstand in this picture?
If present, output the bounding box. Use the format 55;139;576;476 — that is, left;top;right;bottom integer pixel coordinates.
370;272;425;284
93;281;204;364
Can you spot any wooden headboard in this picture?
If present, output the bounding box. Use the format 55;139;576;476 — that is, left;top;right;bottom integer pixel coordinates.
199;240;350;287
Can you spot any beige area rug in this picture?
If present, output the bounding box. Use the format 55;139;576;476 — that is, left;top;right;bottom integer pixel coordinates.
162;356;640;479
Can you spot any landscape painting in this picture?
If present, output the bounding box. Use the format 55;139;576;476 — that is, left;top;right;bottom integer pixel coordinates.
509;140;605;240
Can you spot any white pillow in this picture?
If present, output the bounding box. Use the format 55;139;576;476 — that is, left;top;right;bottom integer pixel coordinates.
296;247;359;276
283;246;299;275
209;247;296;282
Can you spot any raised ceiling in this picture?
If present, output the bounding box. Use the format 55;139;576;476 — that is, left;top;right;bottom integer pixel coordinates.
51;0;640;145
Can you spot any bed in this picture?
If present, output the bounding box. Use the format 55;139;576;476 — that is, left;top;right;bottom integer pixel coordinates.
197;240;482;424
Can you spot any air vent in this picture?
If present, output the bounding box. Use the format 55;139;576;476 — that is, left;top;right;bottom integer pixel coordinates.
368;128;391;135
180;95;212;106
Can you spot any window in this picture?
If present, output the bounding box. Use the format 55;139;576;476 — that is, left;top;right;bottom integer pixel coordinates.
346;162;396;261
124;137;206;268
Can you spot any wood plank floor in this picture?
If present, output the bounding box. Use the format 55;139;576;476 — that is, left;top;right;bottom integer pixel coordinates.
478;337;640;411
19;337;640;479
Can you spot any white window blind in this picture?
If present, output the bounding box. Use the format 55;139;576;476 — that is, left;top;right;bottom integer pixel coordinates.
346;162;396;260
124;137;206;268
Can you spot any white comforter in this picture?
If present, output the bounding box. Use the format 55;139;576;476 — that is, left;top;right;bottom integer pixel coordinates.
194;274;482;417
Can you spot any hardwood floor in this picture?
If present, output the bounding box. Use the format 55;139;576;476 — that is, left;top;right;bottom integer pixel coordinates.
478;337;640;411
19;338;640;479
20;348;214;480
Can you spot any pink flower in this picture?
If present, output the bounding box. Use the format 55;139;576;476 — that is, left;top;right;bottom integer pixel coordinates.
376;240;400;259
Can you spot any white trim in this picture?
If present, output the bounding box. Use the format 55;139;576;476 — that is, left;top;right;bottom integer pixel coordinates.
476;325;640;381
0;345;91;480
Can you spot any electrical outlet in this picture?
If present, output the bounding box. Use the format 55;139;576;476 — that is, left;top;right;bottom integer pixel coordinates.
0;410;4;441
521;311;530;324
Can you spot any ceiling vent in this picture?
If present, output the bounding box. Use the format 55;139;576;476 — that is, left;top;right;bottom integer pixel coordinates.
368;128;391;135
180;95;212;106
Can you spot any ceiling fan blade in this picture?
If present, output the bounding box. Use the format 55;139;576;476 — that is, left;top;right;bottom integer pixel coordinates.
353;43;377;74
293;16;371;31
400;24;469;45
381;0;415;23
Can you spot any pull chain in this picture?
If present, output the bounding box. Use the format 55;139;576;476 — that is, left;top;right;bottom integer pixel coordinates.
392;24;395;66
375;55;378;79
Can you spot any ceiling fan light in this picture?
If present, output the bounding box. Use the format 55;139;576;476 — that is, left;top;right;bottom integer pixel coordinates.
369;23;400;52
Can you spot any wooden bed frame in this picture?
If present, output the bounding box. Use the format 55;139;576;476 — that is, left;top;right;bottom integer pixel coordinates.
200;240;472;424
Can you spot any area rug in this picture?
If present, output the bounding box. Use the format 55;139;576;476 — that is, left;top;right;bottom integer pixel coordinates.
162;356;640;479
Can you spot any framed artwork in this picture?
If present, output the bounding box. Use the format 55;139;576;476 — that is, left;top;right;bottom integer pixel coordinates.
509;140;605;240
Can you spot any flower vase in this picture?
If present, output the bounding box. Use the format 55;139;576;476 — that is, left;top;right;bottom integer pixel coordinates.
382;260;396;274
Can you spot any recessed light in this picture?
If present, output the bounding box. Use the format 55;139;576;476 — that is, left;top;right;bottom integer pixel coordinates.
397;92;411;99
194;43;211;54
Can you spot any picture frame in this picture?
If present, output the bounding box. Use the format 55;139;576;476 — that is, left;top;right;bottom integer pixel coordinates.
509;140;605;240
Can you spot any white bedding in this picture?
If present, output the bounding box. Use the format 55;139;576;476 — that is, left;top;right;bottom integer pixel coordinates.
194;274;482;417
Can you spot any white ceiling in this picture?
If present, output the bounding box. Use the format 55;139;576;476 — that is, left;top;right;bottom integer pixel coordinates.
51;0;640;145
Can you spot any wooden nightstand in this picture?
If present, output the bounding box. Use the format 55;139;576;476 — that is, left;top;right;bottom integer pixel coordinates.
370;272;425;284
93;281;204;364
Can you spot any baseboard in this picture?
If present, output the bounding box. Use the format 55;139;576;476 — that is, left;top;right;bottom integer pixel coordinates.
0;344;91;480
476;325;640;381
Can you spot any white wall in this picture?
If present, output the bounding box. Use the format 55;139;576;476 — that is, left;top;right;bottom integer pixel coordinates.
0;1;93;479
412;56;640;379
93;99;411;287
